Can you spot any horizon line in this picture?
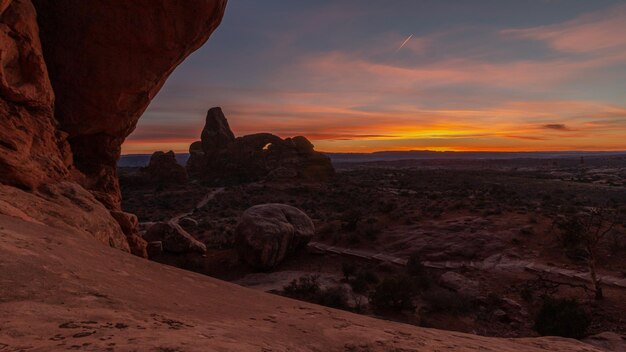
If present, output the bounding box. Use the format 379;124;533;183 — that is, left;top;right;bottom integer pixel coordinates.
120;149;626;156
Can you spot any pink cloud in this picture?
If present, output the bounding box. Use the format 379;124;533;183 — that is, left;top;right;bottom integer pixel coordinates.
503;4;626;54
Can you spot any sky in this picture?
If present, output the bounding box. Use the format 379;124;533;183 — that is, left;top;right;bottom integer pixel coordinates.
123;0;626;154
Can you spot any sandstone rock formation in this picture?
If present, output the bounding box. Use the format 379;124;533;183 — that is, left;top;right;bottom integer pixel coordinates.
0;0;71;191
144;222;207;256
110;210;148;258
0;182;129;251
187;107;334;182
235;204;314;270
140;151;188;184
31;0;227;209
0;0;226;254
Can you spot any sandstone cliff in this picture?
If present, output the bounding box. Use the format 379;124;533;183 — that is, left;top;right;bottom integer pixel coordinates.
0;0;226;254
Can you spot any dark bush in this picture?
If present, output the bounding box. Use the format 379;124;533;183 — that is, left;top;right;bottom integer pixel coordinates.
283;275;349;310
406;252;430;289
317;286;350;309
349;269;379;294
341;262;357;281
534;297;590;339
423;287;471;314
283;275;321;300
369;275;418;312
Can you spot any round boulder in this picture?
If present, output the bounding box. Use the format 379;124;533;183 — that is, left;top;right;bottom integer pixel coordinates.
235;204;314;270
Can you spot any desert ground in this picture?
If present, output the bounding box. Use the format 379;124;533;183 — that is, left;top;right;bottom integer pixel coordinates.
119;154;626;343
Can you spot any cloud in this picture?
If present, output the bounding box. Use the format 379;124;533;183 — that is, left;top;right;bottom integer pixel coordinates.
505;135;548;141
503;4;626;55
127;2;626;154
542;123;571;131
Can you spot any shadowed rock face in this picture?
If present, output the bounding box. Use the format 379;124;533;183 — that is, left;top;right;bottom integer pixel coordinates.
187;107;335;182
32;0;228;209
0;0;227;253
0;0;72;190
141;151;188;184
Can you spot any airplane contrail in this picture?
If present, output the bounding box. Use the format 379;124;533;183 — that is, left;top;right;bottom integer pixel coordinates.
396;34;413;53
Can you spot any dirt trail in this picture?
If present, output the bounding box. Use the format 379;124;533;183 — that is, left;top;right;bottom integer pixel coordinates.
308;242;626;289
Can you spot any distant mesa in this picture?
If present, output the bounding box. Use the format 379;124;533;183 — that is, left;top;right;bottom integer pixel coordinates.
140;150;188;184
186;107;334;183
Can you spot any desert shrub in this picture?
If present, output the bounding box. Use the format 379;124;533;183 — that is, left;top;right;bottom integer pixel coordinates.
423;287;472;314
283;275;321;300
316;286;350;309
341;209;363;231
347;233;361;245
534;297;590;339
341;262;357;281
283;275;350;310
377;201;397;214
406;252;430;289
349;269;379;294
369;275;418;312
520;287;534;303
357;219;381;240
555;216;586;249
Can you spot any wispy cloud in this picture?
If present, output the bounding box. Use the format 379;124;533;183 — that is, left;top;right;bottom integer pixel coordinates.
127;1;626;154
503;3;626;54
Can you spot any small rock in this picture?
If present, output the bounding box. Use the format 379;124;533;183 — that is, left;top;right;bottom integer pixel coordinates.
147;241;164;257
439;272;480;298
144;222;206;255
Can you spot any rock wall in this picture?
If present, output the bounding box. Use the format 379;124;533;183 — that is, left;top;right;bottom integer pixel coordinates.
0;0;227;254
32;0;227;209
0;0;72;190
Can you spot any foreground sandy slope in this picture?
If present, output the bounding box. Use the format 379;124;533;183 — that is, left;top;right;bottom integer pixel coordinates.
0;215;600;352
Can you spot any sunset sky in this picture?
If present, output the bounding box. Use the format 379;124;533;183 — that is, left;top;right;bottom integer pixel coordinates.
124;0;626;154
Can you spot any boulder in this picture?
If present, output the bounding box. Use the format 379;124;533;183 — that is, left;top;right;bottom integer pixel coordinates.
144;222;206;256
583;332;626;352
439;272;480;298
186;108;334;182
140;151;188;184
110;211;148;258
146;241;164;258
235;204;314;270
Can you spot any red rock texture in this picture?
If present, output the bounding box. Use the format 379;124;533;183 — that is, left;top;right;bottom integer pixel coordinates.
0;0;227;254
32;0;228;209
0;0;72;190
